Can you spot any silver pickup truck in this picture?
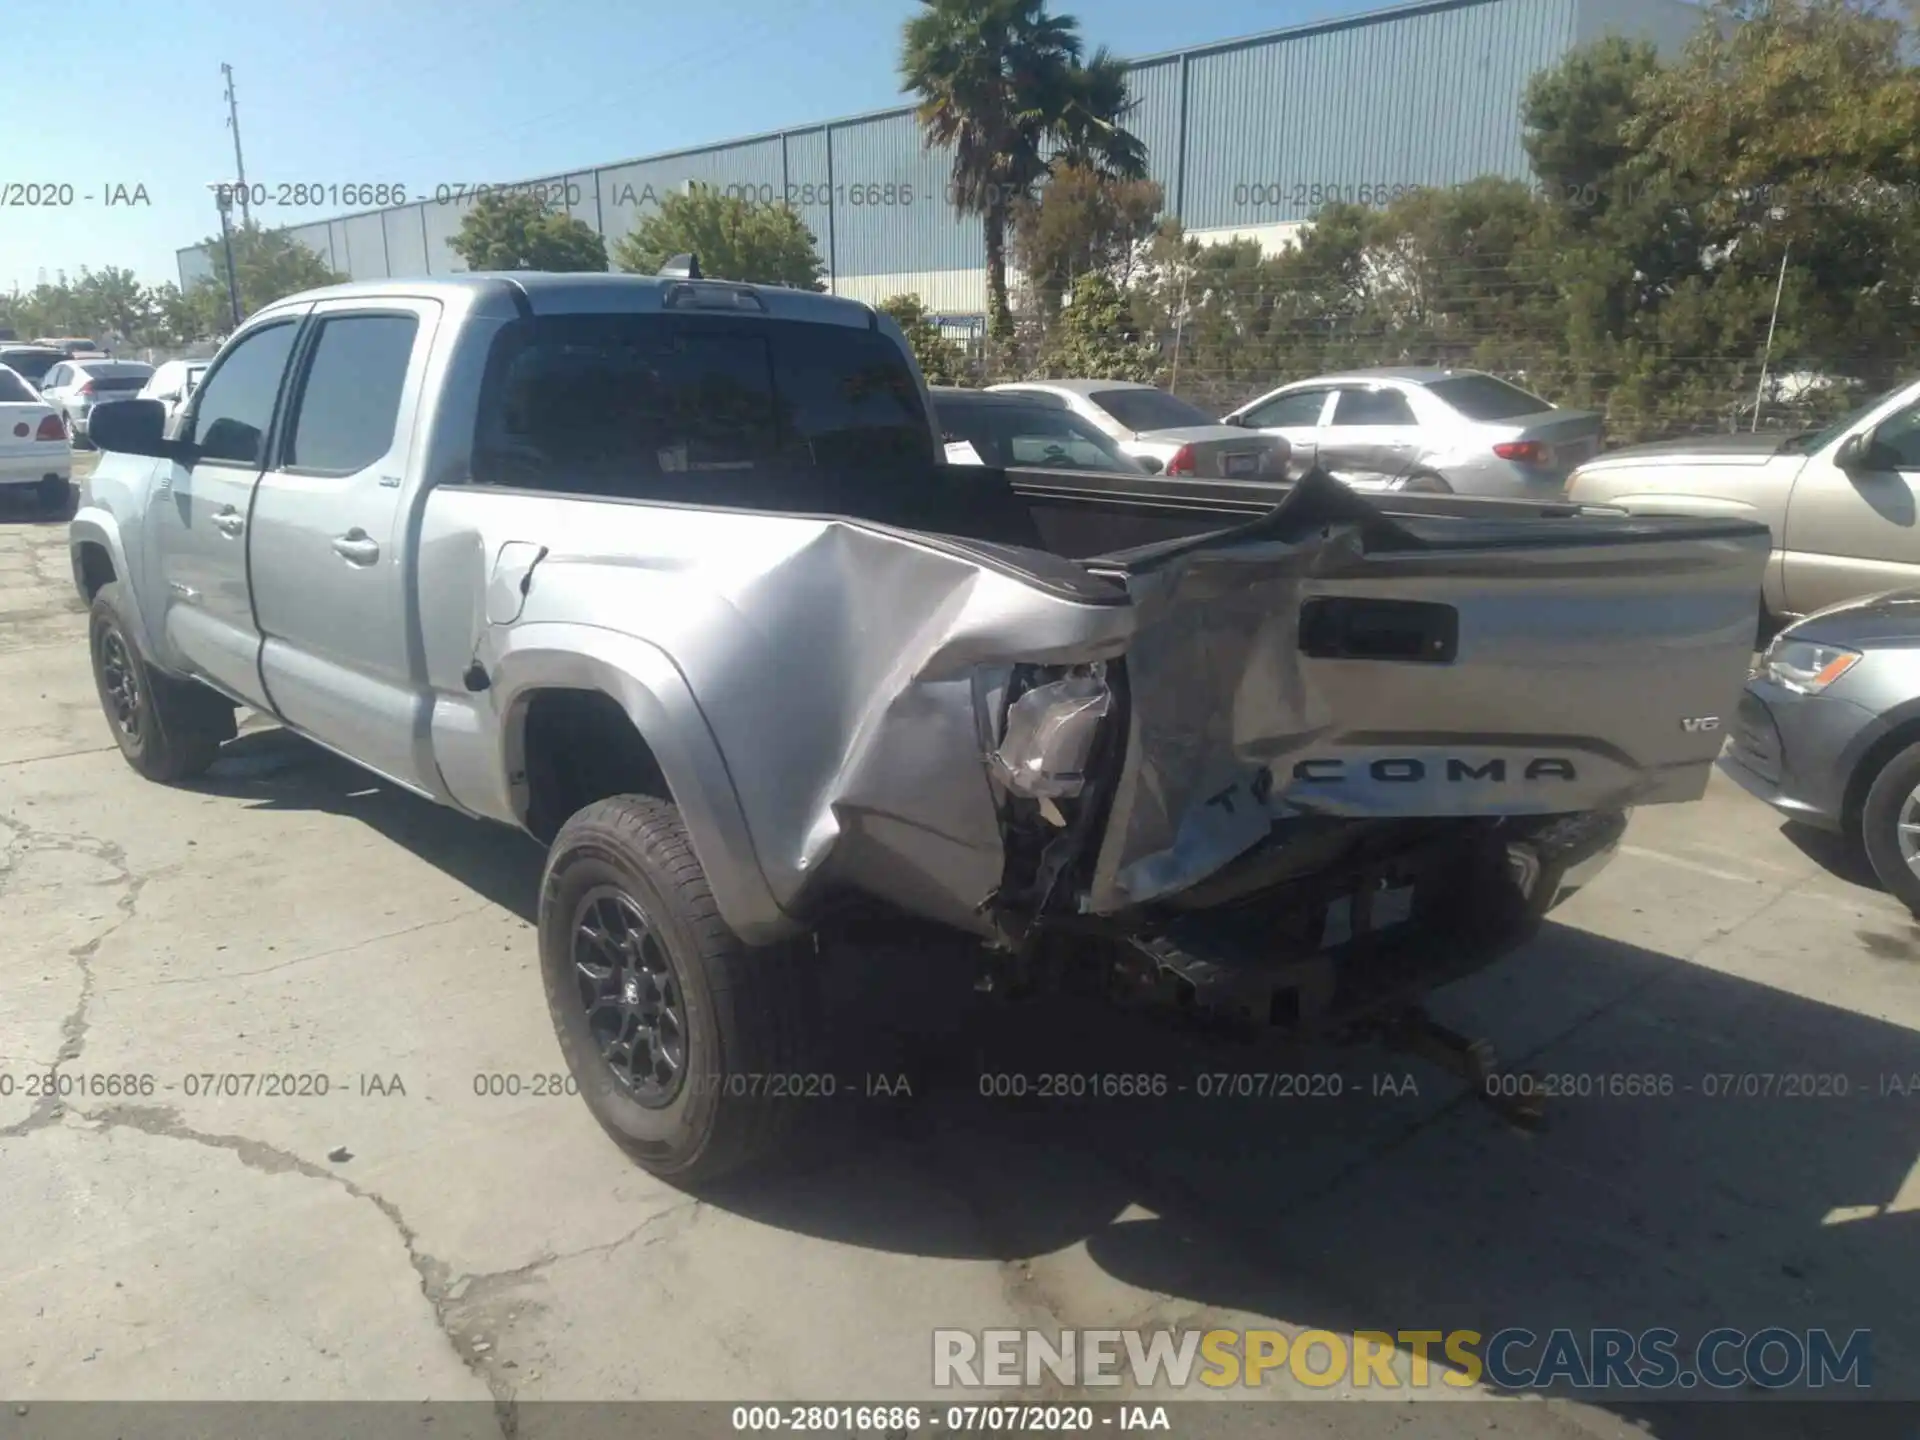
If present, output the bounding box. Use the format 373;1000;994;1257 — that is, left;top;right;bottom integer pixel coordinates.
72;271;1769;1183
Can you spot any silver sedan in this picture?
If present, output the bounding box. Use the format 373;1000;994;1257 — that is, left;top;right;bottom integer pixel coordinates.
986;379;1289;480
1222;367;1604;498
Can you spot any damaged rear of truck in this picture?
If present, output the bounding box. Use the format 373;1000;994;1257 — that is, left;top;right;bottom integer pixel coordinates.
454;452;1764;1184
422;283;1769;1183
75;272;1770;1185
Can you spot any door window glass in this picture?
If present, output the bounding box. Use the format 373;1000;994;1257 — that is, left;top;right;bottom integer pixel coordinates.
189;321;299;466
1330;388;1417;426
1244;390;1328;428
286;314;419;473
1874;405;1920;468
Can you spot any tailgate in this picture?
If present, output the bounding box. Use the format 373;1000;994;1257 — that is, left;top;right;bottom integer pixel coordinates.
1082;472;1769;911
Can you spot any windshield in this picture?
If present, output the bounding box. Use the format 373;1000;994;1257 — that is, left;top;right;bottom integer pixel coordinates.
1091;386;1214;432
1778;381;1913;453
0;367;37;403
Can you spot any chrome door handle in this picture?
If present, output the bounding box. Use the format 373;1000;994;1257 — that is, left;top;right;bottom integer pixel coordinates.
331;531;381;565
212;509;245;536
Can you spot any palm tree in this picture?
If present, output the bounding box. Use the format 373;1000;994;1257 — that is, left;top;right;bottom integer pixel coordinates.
1054;47;1148;177
902;0;1142;340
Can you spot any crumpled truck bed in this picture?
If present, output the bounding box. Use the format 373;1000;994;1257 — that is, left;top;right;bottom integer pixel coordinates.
423;470;1769;944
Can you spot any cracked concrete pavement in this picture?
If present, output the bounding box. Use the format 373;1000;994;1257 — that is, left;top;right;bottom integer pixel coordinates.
0;489;1915;1435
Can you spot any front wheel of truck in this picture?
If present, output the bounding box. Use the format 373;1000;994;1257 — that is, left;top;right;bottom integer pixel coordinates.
538;795;820;1186
88;583;236;783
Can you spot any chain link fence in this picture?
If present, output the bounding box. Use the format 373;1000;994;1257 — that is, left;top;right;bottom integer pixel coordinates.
919;248;1914;445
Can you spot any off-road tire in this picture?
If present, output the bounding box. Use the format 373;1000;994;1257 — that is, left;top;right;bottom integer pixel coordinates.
538;794;821;1185
88;581;236;782
1859;742;1920;915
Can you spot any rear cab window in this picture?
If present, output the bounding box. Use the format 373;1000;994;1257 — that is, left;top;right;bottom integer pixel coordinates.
471;312;934;500
1425;374;1554;421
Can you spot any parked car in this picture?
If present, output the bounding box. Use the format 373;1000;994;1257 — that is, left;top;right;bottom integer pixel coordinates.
1566;376;1920;626
0;363;73;512
1221;368;1604;498
1721;589;1920;912
985;379;1288;479
0;344;65;388
931;386;1147;473
137;359;210;421
38;359;153;446
76;270;1765;1182
33;336;106;358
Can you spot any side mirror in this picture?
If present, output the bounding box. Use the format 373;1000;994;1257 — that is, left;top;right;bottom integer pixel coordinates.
1221;413;1245;427
1836;430;1897;473
87;399;195;463
1136;454;1165;475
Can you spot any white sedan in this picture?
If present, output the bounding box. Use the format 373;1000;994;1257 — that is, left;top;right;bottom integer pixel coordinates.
0;363;73;513
986;379;1290;480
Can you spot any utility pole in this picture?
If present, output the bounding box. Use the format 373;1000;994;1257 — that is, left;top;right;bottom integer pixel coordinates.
221;63;251;227
209;184;244;331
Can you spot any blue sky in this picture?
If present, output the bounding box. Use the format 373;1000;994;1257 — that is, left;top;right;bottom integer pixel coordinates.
3;0;1371;295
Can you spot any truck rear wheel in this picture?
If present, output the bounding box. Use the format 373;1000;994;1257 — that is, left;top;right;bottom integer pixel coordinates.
537;795;820;1185
88;583;236;783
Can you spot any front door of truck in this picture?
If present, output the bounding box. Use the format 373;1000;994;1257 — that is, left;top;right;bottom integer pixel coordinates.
146;314;305;708
1783;395;1920;615
249;299;439;794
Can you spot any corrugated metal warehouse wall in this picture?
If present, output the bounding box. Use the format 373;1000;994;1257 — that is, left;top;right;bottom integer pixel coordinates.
176;0;1701;314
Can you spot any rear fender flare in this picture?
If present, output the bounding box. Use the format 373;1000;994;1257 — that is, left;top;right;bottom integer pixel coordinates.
489;623;799;946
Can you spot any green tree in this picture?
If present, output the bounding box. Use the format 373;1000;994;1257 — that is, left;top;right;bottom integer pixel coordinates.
877;293;968;384
901;0;1145;341
1522;35;1663;229
611;185;824;287
1011;164;1162;318
1037;271;1160;384
179;222;346;333
447;191;608;273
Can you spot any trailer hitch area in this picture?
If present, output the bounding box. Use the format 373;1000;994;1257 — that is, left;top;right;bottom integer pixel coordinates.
1371;1006;1545;1132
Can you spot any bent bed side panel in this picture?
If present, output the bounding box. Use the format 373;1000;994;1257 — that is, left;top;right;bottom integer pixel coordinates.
416;484;1135;940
